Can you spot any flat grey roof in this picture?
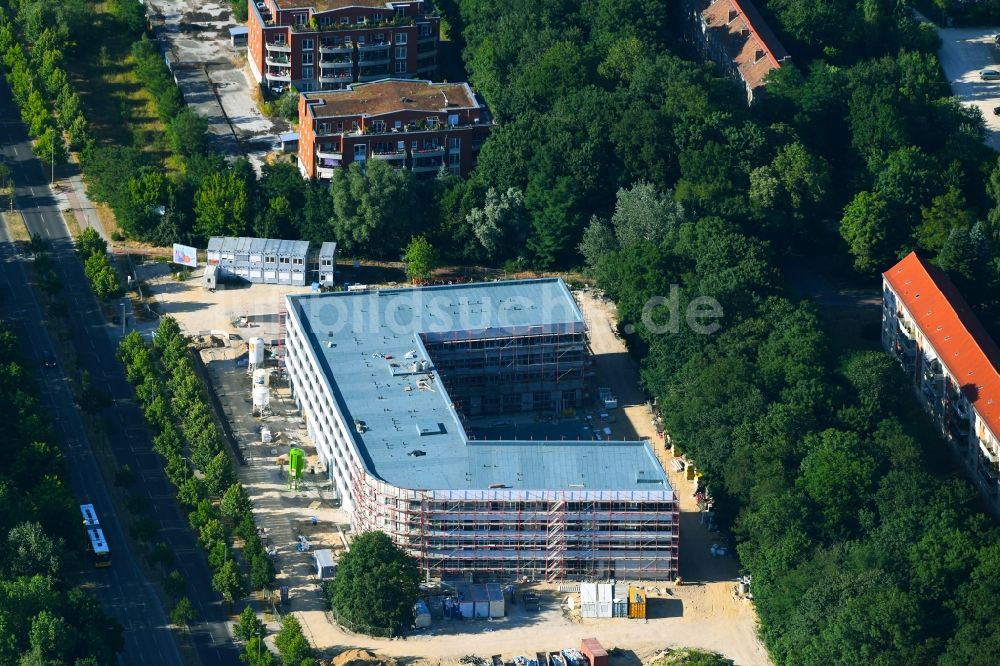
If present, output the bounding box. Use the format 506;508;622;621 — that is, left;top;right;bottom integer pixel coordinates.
207;237;310;257
287;279;672;494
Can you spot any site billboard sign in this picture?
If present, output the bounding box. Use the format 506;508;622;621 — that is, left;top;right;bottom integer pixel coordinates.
172;243;197;268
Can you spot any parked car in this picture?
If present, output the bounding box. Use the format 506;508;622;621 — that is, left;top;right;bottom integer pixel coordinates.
981;69;1000;80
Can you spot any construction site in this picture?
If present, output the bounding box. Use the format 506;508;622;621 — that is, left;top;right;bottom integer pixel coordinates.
283;278;680;582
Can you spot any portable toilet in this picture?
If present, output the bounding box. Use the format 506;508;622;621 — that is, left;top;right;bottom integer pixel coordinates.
580;582;598;618
313;549;335;580
597;583;614;618
487;583;505;618
472;584;490;618
203;263;218;290
628;586;647;619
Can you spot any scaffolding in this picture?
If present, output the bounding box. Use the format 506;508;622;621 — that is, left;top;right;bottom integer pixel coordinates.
349;463;679;582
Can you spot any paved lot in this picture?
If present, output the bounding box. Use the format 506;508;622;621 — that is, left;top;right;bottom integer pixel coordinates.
937;26;1000;151
145;0;288;167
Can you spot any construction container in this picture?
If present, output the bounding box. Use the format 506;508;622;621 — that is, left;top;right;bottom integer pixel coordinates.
313;549;335;580
597;583;614;618
628;586;647;619
487;583;505;618
612;596;628;618
580;638;609;666
580;582;598;618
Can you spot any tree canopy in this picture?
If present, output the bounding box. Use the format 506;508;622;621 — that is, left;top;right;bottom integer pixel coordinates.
328;531;420;633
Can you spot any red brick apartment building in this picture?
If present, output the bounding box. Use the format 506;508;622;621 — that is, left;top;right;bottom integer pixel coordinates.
686;0;790;104
297;79;491;180
883;252;1000;512
247;0;439;93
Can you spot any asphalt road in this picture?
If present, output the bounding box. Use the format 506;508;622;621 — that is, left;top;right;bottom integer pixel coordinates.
0;77;240;665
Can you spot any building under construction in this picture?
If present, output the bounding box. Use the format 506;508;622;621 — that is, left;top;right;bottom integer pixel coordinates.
283;279;678;581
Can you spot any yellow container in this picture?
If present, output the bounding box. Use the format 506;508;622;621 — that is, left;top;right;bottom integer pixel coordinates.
628;586;647;619
685;465;695;480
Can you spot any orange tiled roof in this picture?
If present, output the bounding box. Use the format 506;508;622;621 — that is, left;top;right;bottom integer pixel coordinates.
884;251;1000;439
701;0;789;93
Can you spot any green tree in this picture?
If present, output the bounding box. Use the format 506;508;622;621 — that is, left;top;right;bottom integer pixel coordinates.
234;604;265;643
169;597;196;628
194;170;249;241
242;638;275;666
167;108;209;157
221;483;252;521
466;186;528;262
329;160;418;257
578;215;618;272
249;552;276;591
77;227;107;259
33;126;67;166
329;531;420;632
749;142;830;241
402;235;437;281
204;451;236;496
273;614;314;666
7;521;62;579
211;558;245;604
840;190;895;275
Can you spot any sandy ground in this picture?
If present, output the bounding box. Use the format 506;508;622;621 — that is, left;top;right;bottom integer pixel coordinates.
936;25;1000;151
139;263;311;340
144;0;288;167
153;276;770;665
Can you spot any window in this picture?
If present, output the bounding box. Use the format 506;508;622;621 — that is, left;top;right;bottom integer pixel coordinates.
320;16;331;27
302;38;314;50
394;120;402;130
425;117;438;129
411;140;417;150
395;32;407;45
351;120;359;132
395;7;405;17
448;137;460;151
336;121;344;132
375;32;385;43
420;24;432;37
448;113;459;126
357;35;365;45
354;144;367;158
395;61;407;74
295;13;306;26
449;153;460;166
302;52;314;65
372;120;386;133
397;140;405;151
302;66;314;79
265;255;276;264
340;16;349;25
395;46;406;59
356;15;365;24
318;122;331;134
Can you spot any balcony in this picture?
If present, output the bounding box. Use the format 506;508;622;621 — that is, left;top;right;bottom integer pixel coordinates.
412;145;444;157
319;70;353;83
418;31;436;43
320;54;352;64
358;42;389;51
411;163;442;173
265;54;290;67
317;166;336;180
320;45;353;55
265;42;291;53
371;150;406;160
266;69;291;82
